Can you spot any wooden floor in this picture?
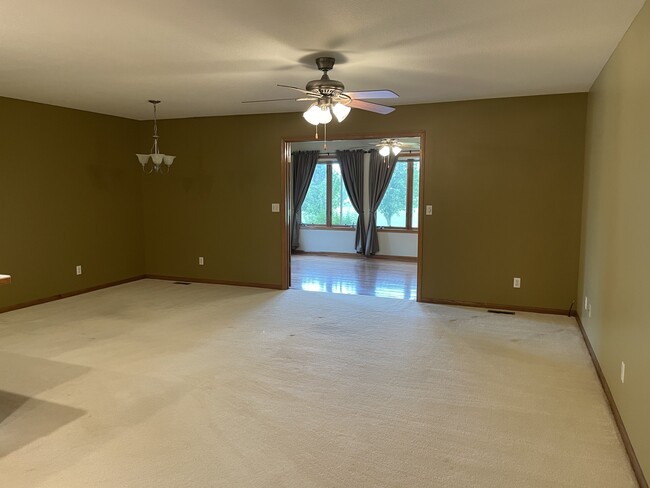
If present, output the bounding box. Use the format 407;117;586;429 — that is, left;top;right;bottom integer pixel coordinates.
290;254;417;300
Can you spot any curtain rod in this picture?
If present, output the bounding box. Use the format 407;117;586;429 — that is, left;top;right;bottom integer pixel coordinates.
315;150;421;158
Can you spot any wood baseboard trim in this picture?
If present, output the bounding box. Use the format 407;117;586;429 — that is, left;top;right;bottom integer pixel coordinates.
145;275;282;290
0;275;146;315
418;297;569;316
574;314;648;488
292;251;418;263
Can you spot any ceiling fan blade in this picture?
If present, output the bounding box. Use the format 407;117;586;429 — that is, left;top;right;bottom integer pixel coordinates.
348;99;396;115
242;97;304;104
277;84;321;97
345;89;399;100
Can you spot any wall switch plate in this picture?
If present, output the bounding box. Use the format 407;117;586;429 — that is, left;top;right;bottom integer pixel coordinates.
199;257;204;266
621;361;625;383
513;277;521;288
584;296;588;310
425;205;433;216
588;303;592;318
271;203;280;213
76;265;82;275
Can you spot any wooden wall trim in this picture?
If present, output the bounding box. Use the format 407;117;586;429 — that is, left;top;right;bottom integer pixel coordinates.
416;131;425;302
0;275;145;315
145;275;282;290
281;138;291;290
574;314;648;488
418;297;570;316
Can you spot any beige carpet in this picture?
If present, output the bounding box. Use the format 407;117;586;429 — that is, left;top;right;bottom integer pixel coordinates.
0;279;637;487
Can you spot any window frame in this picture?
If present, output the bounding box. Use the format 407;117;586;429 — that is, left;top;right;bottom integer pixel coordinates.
299;155;421;233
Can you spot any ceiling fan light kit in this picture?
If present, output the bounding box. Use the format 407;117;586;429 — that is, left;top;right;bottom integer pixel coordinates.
243;56;399;143
136;100;176;174
378;139;403;157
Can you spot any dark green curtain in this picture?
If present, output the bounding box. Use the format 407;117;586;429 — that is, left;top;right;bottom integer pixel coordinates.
336;149;366;254
365;149;397;255
291;150;319;250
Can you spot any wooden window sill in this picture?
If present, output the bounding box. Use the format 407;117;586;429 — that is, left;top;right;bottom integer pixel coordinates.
377;228;418;234
301;226;355;232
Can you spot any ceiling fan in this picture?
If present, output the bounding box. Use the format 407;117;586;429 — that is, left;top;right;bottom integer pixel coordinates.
243;57;399;125
376;138;418;157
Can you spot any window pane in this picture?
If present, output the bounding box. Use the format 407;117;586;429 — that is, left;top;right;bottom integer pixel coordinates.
301;164;327;225
377;161;407;228
331;163;356;226
411;160;420;228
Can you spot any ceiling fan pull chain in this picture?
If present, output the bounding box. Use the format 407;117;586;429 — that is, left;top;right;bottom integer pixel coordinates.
323;123;327;151
315;124;319;140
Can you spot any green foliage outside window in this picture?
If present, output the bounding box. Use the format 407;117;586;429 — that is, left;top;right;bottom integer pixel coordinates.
378;162;408;227
301;163;355;226
301;164;327;225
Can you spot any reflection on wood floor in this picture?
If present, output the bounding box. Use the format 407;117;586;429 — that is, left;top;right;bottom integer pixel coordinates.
291;254;417;300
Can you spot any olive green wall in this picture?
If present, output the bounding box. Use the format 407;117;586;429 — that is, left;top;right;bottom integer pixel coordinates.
0;97;144;310
0;93;586;312
143;93;586;310
579;0;650;478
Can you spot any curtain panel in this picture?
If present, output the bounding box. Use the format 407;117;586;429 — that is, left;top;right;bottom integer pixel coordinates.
365;149;397;255
335;149;366;254
291;150;319;250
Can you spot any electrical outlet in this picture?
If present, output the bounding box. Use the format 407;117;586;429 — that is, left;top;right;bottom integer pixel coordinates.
199;257;204;266
621;362;625;383
271;203;280;213
76;265;82;276
584;296;588;310
588;303;592;318
513;277;521;288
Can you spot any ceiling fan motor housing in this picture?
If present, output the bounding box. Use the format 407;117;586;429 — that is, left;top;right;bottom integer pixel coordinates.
306;57;345;95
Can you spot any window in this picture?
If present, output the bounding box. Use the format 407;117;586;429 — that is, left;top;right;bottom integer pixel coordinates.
301;162;355;227
377;159;420;230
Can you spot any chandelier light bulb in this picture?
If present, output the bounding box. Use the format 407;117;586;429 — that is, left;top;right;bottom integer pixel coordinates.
136;154;150;166
303;104;321;125
379;145;390;157
332;102;351;122
318;106;333;124
392;145;402;156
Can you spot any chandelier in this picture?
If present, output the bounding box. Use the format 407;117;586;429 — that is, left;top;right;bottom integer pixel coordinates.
136;100;176;174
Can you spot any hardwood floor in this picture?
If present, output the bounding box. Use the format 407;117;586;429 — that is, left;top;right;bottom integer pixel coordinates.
290;253;417;300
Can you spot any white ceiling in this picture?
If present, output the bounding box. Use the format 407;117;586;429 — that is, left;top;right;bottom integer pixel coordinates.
0;0;644;120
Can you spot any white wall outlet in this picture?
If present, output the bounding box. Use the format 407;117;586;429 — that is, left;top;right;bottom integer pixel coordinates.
513;277;521;288
425;205;433;216
199;257;204;266
584;296;588;310
271;203;280;213
588;303;592;318
621;361;625;383
76;265;82;275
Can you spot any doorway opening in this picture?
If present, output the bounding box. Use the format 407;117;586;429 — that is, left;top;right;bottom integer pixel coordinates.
281;133;425;301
